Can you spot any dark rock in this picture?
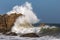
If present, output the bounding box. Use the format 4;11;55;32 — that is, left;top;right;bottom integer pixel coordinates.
5;32;17;36
20;33;39;37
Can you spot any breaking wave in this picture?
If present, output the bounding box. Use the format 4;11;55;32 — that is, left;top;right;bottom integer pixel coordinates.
6;2;60;40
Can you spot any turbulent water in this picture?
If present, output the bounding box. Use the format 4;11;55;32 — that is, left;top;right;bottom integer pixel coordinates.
0;24;60;40
0;25;60;40
0;35;60;40
3;1;60;40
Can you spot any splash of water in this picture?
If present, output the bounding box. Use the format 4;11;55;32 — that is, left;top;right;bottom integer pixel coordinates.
7;2;40;34
7;2;39;24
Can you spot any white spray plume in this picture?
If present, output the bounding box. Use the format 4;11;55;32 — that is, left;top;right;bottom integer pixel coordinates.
7;2;40;34
7;2;39;24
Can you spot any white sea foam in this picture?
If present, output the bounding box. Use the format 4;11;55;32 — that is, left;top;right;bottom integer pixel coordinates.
41;25;57;29
0;35;60;40
11;27;41;35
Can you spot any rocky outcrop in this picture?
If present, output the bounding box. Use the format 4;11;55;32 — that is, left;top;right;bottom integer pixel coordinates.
5;13;23;32
0;13;23;33
0;15;6;33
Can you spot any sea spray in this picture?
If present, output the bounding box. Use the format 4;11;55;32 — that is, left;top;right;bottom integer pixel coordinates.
6;2;40;34
6;1;57;36
7;2;39;24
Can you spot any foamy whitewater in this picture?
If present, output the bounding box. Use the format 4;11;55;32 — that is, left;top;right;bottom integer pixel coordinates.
6;1;60;40
0;35;60;40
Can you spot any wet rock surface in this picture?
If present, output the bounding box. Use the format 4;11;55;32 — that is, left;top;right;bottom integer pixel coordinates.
5;13;23;32
0;15;7;33
0;13;23;33
5;32;17;36
20;33;39;37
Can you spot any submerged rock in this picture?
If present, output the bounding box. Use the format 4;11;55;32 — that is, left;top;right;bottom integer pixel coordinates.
5;32;17;36
20;33;39;37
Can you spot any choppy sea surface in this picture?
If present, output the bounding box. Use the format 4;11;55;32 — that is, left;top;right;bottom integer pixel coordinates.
0;35;60;40
0;24;60;40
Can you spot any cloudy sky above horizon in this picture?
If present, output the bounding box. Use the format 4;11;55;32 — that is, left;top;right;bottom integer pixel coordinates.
0;0;60;23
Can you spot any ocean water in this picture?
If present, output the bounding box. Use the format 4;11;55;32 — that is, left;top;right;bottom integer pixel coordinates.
0;35;60;40
5;2;60;40
34;23;60;27
0;23;60;40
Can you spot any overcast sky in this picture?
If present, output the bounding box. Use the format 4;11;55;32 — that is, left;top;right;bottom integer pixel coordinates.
0;0;60;23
